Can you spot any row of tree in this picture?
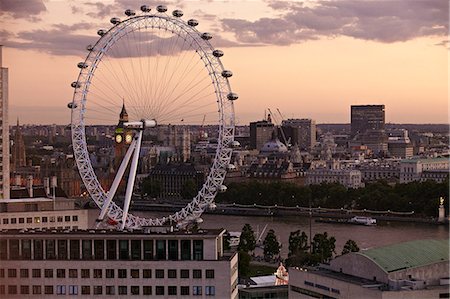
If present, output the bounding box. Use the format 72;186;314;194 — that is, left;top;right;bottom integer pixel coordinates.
216;180;449;216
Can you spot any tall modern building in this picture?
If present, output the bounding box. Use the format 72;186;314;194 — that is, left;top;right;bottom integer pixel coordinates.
282;118;316;150
0;46;10;199
249;119;274;150
11;118;26;171
350;105;387;154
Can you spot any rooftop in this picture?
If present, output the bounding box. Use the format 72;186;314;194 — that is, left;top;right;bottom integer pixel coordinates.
400;157;449;164
357;239;449;273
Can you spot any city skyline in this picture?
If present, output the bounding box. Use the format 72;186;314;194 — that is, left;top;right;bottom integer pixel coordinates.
0;0;448;125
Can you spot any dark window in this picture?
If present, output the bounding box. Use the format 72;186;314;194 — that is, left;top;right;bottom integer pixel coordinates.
69;269;77;278
193;240;203;260
0;269;3;278
32;285;41;294
193;269;202;279
118;286;127;295
32;269;41;278
106;269;114;278
2;218;7;224
81;269;90;278
118;269;127;278
106;286;115;295
143;286;152;295
82;240;92;260
143;240;153;260
143;269;151;278
155;286;164;296
44;285;53;295
57;269;65;278
94;240;104;260
45;240;56;259
42;217;47;223
20;269;29;278
93;286;102;295
0;239;7;260
0;285;4;295
181;286;190;295
72;215;78;222
156;240;166;260
155;269;164;278
168;269;177;278
19;218;24;224
58;240;68;260
131;286;139;295
8;269;16;278
106;240;117;260
131;269;139;278
81;286;90;295
10;218;16;224
119;240;129;260
206;269;215;279
168;240;178;260
8;285;17;294
57;216;63;222
131;240;141;260
70;240;80;260
9;239;20;259
168;286;177;295
65;216;71;222
181;240;191;260
180;269;189;278
22;240;31;259
94;269;102;278
44;269;53;278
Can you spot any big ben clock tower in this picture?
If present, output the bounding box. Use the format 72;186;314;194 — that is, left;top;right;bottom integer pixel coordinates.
114;101;133;168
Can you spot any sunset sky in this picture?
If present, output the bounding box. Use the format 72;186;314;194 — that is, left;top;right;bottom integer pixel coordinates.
0;0;448;125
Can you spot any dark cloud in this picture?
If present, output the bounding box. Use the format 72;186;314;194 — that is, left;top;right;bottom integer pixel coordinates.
71;5;84;15
223;0;449;45
85;2;117;18
0;0;46;20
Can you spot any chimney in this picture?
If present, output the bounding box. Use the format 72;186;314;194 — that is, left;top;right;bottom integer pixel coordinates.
27;175;33;198
15;174;21;186
44;177;50;196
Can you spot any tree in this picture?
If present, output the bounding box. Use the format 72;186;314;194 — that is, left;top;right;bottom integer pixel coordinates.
181;179;197;199
288;230;309;256
223;230;231;251
141;178;161;198
238;250;251;277
342;239;360;255
311;232;336;263
263;229;280;260
238;224;256;253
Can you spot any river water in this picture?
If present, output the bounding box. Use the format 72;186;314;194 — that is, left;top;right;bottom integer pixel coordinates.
90;210;449;257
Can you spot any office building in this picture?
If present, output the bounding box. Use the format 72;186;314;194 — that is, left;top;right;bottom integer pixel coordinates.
282;119;316;150
0;227;238;298
350;105;387;154
249;119;274;151
0;46;10;199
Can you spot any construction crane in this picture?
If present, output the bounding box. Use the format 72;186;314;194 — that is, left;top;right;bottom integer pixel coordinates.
198;114;207;140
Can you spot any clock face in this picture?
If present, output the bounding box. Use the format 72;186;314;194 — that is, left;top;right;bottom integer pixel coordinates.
125;134;133;144
115;134;122;143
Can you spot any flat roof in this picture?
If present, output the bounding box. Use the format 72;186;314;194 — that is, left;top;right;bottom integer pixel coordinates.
357;239;449;273
401;157;449;164
0;197;53;203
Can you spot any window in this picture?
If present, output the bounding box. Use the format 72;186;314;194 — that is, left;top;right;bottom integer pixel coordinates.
44;269;53;278
9;239;19;259
82;240;92;260
131;269;139;278
0;269;3;278
118;269;127;278
118;286;127;295
11;218;17;224
193;269;202;279
180;269;189;278
65;216;71;222
7;269;17;278
193;240;203;260
70;240;80;259
69;269;77;278
57;268;66;278
193;286;202;296
143;269;151;278
106;269;114;278
93;286;102;295
20;268;29;278
168;286;177;295
106;286;115;295
94;269;102;278
119;240;129;260
57;216;63;222
181;240;191;260
106;240;117;260
155;286;164;295
34;239;43;260
44;285;53;295
57;239;68;260
168;240;178;260
72;215;78;221
81;286;90;295
131;286;139;295
0;239;7;260
206;269;215;279
42;217;48;223
181;286;190;295
20;285;29;294
32;285;41;294
168;269;177;278
0;285;4;295
45;240;56;259
18;217;24;224
131;240;141;260
32;268;41;278
56;285;66;295
143;286;152;295
155;269;164;278
2;218;8;224
94;240;104;260
22;240;32;259
69;285;78;295
81;269;90;278
143;240;153;260
156;240;166;260
8;285;17;294
205;286;215;296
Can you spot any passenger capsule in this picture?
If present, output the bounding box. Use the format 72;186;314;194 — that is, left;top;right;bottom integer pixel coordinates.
86;44;94;51
97;29;106;36
67;102;78;109
221;70;233;78
201;32;212;40
125;9;136;16
156;5;167;12
212;49;224;57
110;17;121;25
77;62;88;69
140;5;151;12
195;217;203;224
172;10;183;17
209;203;217;210
227;92;239;101
71;81;81;88
230;140;241;148
227;164;237;170
218;185;227;193
188;19;198;26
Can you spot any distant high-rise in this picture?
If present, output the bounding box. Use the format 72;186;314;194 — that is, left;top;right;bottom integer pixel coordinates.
350;105;387;154
12;118;27;170
0;45;10;199
282;118;316;150
249;117;274;150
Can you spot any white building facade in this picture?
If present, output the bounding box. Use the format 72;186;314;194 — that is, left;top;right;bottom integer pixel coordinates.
0;45;10;199
399;157;449;183
306;169;363;188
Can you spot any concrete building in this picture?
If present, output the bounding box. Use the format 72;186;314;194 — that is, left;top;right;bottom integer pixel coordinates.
350;105;387;154
306;169;363;188
249;120;274;150
357;161;400;183
387;129;413;158
282;119;316;151
0;45;10;199
0;227;238;298
289;239;449;299
11;119;27;171
399;157;449;183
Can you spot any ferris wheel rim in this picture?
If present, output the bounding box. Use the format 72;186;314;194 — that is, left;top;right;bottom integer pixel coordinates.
70;10;235;229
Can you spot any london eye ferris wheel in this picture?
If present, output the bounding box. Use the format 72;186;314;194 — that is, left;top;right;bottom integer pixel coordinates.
69;5;237;230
